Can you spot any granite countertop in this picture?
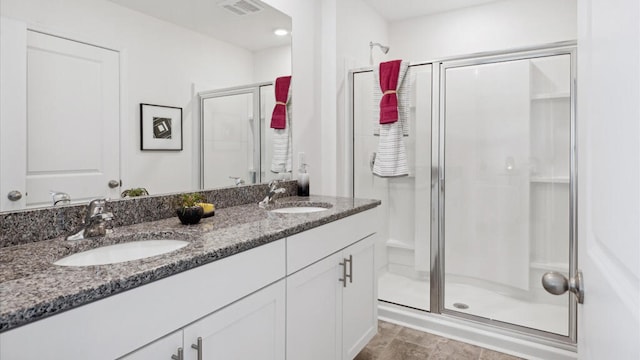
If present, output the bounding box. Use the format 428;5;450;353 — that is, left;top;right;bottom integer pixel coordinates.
0;196;380;333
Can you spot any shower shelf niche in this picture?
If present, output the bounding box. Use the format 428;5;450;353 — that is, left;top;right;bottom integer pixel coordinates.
530;92;570;100
529;176;569;184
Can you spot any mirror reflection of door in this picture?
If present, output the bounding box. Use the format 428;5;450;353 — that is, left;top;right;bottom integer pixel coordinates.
0;24;120;210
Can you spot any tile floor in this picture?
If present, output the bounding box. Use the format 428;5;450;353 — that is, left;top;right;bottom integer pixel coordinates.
355;320;525;360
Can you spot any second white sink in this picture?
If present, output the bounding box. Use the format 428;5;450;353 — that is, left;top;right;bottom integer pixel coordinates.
270;206;329;214
54;240;189;267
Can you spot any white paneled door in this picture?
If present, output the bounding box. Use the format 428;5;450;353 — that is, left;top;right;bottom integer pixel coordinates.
0;21;120;210
577;0;640;358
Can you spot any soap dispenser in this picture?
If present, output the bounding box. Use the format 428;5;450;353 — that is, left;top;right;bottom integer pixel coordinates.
297;159;310;197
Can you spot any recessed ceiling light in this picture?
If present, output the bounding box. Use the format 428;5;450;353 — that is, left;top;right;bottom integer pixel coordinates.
274;28;289;36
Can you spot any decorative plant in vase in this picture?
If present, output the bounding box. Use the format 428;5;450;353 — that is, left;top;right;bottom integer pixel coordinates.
176;193;205;225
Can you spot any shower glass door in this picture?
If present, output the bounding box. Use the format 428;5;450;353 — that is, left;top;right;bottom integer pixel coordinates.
440;52;573;337
352;64;433;311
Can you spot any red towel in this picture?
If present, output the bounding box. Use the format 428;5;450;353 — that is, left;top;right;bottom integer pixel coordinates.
270;76;291;129
379;60;402;124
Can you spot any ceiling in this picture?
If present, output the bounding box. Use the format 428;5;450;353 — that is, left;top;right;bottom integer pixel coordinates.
361;0;505;21
108;0;291;52
108;0;507;51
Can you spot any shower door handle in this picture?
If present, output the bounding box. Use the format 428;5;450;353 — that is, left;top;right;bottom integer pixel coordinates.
541;271;584;304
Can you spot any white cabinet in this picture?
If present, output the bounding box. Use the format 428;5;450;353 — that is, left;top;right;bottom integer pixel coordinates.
183;279;285;360
0;207;380;360
119;331;183;360
287;251;344;360
286;228;378;360
0;240;285;360
121;280;285;360
342;235;377;359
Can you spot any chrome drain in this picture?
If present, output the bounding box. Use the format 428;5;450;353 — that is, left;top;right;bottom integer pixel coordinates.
453;302;469;310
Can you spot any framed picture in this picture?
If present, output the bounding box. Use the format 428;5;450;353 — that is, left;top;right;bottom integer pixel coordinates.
140;103;183;151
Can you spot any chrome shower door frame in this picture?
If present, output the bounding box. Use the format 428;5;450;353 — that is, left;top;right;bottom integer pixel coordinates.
198;82;273;188
431;43;578;345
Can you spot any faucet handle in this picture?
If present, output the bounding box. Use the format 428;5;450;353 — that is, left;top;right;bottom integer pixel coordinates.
85;198;109;222
268;179;282;190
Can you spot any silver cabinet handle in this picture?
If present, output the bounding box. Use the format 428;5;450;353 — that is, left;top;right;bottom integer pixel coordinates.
542;271;584;304
338;255;353;287
191;337;202;360
171;347;183;360
339;258;348;288
7;190;22;201
108;179;120;188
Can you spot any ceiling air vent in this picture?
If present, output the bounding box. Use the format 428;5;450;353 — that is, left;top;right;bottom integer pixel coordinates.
218;0;264;16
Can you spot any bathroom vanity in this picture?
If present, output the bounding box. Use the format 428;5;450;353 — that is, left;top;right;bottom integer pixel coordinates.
0;194;380;360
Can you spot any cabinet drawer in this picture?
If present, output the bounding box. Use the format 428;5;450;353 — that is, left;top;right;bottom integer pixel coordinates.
286;207;380;275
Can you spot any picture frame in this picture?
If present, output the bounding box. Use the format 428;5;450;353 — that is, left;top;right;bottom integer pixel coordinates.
140;103;183;151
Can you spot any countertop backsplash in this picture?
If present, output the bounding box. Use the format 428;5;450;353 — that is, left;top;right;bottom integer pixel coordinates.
0;181;298;248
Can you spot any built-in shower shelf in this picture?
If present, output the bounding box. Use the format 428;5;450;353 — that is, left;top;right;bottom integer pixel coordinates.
529;176;569;184
530;261;569;273
386;238;415;250
530;92;570;100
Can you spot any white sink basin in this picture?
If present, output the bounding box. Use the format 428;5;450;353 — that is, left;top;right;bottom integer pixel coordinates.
54;240;189;266
270;206;329;214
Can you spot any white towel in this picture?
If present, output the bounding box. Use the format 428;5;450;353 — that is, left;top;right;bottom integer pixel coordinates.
271;83;292;173
372;61;410;177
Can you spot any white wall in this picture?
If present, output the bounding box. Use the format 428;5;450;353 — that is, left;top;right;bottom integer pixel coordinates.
389;0;577;62
263;0;327;194
336;0;390;70
336;0;389;197
253;45;292;83
1;0;255;195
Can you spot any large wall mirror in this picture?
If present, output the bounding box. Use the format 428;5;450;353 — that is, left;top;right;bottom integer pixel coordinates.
0;0;291;211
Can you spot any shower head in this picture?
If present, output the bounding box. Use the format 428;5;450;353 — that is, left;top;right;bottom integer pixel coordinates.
370;41;390;54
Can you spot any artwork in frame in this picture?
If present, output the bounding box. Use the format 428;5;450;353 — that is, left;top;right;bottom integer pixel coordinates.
140;103;183;151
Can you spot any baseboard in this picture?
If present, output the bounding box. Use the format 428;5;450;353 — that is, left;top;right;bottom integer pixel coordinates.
378;302;577;360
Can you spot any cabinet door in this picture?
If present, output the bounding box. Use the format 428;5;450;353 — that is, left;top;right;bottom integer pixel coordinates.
183;279;285;360
287;252;344;360
342;234;378;359
118;330;183;360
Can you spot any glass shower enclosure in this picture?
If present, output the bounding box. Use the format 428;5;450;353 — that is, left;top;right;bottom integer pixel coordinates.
352;44;576;342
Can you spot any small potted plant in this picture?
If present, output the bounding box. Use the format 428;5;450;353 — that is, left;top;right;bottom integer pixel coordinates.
121;187;149;198
176;193;205;225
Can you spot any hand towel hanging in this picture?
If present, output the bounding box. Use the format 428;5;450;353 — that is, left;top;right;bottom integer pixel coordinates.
271;76;293;173
379;60;401;124
373;61;410;136
372;60;410;177
270;76;291;129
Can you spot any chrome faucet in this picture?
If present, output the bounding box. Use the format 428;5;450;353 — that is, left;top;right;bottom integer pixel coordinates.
259;180;287;208
66;198;114;240
229;176;246;186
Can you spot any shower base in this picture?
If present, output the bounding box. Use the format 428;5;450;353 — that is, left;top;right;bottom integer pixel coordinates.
378;271;568;335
